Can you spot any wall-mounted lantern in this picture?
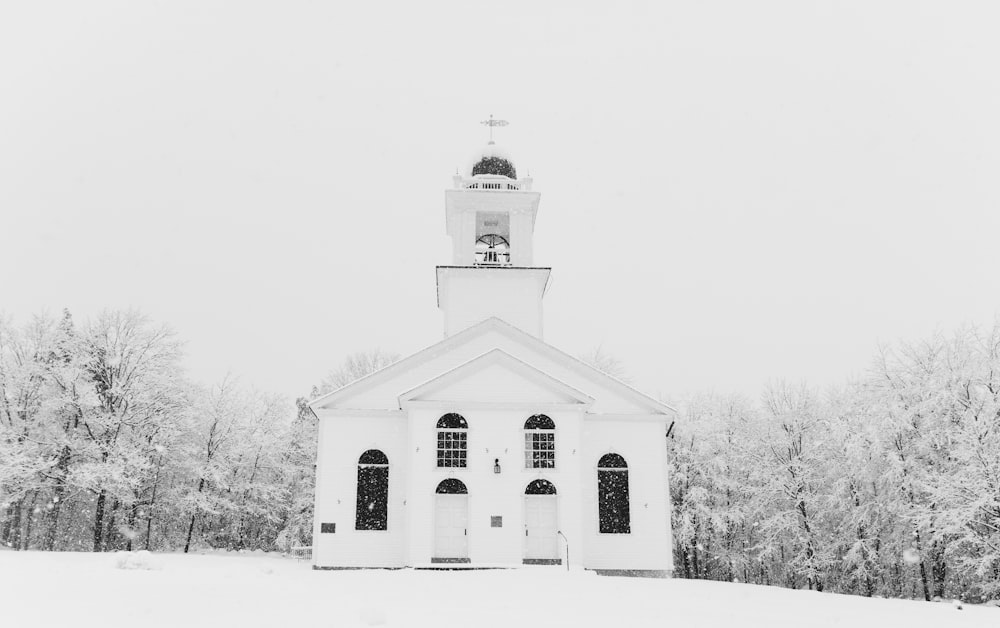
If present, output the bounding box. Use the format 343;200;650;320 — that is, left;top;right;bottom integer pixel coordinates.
494;458;501;474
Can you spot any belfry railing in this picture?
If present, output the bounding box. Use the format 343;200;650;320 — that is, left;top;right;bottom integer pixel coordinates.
452;174;534;192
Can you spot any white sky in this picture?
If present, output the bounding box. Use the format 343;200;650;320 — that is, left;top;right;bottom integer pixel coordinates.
2;1;998;404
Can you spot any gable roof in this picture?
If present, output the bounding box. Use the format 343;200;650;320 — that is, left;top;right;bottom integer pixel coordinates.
310;317;676;416
398;348;595;407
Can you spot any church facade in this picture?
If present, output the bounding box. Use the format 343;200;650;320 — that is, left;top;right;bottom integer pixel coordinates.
310;138;676;574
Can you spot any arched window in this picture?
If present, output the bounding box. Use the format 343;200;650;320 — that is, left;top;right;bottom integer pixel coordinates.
437;413;468;468
356;449;389;531
475;234;511;266
597;453;630;534
524;414;555;469
435;478;468;494
525;479;557;495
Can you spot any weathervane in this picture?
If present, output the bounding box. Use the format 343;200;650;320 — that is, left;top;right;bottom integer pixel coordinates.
480;114;509;143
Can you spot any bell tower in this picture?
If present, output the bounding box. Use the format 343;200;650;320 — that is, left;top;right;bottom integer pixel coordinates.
437;119;550;338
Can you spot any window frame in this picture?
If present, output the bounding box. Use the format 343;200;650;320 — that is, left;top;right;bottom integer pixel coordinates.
355;449;390;532
597;453;631;534
523;414;556;470
436;413;469;469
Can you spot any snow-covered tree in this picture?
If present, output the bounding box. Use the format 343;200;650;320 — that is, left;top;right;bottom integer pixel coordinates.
72;310;188;551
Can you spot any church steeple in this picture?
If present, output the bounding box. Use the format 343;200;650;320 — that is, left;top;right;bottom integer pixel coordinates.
436;121;550;339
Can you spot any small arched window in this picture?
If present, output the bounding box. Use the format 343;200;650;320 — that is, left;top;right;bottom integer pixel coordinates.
437;413;468;468
435;478;468;494
524;414;556;469
356;449;389;531
597;453;630;534
525;479;557;495
475;234;511;266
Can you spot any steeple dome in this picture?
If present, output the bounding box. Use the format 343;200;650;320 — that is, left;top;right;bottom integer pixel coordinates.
469;141;517;179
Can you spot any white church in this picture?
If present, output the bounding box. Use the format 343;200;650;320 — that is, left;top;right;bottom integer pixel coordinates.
310;130;677;575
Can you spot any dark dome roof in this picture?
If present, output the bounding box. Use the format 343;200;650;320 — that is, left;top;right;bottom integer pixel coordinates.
472;156;517;179
468;141;517;179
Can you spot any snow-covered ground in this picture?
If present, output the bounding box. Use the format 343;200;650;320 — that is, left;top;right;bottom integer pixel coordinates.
0;550;992;628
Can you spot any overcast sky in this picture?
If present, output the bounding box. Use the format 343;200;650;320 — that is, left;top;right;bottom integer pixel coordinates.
2;1;998;404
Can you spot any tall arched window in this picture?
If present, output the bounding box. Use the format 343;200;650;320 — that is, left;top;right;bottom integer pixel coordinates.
437;413;468;468
356;449;389;531
597;453;630;534
524;414;555;469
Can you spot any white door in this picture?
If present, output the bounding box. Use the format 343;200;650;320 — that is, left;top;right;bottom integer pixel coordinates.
434;494;469;559
524;495;559;561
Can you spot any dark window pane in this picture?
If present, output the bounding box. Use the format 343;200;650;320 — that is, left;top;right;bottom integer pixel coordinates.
356;463;389;531
598;469;630;533
438;428;469;469
436;478;468;494
524;414;556;430
359;449;388;465
525;479;557;495
525;425;556;469
598;453;628;469
437;413;468;429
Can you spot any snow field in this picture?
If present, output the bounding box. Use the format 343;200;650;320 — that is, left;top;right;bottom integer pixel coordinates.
0;551;993;628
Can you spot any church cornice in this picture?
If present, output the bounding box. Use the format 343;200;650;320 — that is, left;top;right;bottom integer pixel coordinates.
435;266;551;309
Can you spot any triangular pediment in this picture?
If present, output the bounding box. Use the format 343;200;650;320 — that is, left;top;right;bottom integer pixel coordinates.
398;349;594;406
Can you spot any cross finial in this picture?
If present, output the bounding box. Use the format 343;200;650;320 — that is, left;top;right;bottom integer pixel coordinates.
480;114;509;143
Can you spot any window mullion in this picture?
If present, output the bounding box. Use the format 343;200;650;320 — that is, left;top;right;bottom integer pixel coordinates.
437;427;468;468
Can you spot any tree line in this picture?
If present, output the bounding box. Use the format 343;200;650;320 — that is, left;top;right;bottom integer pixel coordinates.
3;307;997;604
0;308;393;555
669;322;1000;603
